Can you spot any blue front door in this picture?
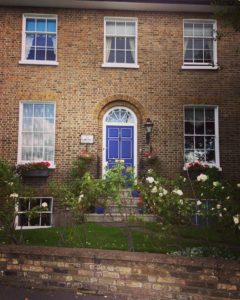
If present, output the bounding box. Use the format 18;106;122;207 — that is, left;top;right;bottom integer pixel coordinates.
106;126;134;170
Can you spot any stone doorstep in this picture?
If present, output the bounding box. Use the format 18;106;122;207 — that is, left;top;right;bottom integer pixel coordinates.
85;213;157;223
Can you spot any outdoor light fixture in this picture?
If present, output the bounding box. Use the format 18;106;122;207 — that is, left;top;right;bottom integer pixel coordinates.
144;118;154;144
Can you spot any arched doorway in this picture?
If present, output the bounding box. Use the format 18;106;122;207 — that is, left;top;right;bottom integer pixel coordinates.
102;107;137;176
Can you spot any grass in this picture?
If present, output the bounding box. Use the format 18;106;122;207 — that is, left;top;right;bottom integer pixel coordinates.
0;222;240;258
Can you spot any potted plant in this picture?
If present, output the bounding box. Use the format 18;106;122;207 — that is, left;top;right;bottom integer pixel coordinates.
16;161;51;178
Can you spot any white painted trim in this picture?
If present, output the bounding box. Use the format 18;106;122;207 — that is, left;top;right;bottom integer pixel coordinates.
181;65;219;70
103;17;138;67
183;105;221;170
15;197;53;230
102;106;138;178
182;19;218;68
21;14;58;64
19;60;59;66
17;101;56;168
102;63;139;69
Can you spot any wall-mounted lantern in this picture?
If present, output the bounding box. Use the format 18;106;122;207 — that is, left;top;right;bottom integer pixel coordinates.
144;118;154;144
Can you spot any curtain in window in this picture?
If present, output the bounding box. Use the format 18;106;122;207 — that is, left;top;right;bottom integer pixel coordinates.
26;35;34;59
106;38;112;62
51;35;57;55
129;38;135;63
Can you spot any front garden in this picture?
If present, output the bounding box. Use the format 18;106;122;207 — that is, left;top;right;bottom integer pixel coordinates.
0;158;240;260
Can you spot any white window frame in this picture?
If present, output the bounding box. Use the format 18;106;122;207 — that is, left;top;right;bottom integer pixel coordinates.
102;17;139;69
182;19;218;70
183;105;220;169
19;14;59;66
17;101;56;168
15;197;53;229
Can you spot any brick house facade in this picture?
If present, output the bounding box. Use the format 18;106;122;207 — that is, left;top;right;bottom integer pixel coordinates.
0;0;239;226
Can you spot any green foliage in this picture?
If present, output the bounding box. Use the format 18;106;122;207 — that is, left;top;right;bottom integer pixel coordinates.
70;157;93;179
137;170;193;225
213;0;240;31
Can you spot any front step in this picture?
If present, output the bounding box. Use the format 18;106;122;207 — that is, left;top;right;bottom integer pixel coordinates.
85;213;156;223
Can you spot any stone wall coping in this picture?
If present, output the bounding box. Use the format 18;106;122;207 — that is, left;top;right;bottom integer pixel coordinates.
1;245;240;270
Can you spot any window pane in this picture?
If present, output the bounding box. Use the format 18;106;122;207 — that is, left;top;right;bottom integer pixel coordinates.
204;39;213;50
195;122;204;134
34;104;44;117
116;50;125;63
194;38;203;49
36;48;46;60
47;19;56;32
204;50;212;62
37;19;46;32
116;22;125;35
23;104;33;117
116;37;125;49
34;118;44;132
195;108;204;121
126;51;135;63
46;49;55;61
195;136;204;149
106;37;115;50
206;150;215;163
36;34;46;46
22;118;33;131
206;122;215;134
194;24;204;36
185;151;194;162
106;21;115;35
22;133;32;146
43;198;52;210
184;50;193;62
26;18;35;31
44;118;54;132
44;147;54;161
205;108;215;121
30;215;40;226
44;133;54;146
185;136;194;149
19;199;29;211
33;133;43;146
18;214;28;227
108;50;115;63
33;147;43;160
45;104;54;118
206;136;215;149
185;108;194;121
194;150;205;162
126;37;135;50
184;23;193;36
47;34;55;47
204;24;213;37
194;50;203;62
22;147;32;161
185;122;194;134
30;198;40;208
184;38;193;50
41;213;51;226
126;22;135;35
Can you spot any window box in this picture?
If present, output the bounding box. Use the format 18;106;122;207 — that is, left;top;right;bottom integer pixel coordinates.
22;169;51;178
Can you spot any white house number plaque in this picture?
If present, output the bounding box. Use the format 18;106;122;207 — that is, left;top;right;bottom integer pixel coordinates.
80;134;94;144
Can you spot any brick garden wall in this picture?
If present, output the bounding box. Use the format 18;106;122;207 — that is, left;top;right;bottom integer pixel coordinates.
0;245;240;299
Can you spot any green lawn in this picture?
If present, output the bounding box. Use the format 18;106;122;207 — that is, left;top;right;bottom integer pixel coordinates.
1;223;240;259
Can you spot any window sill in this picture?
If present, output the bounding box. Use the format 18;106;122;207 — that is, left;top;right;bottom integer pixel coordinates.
102;63;139;69
17;161;56;169
181;65;219;70
183;166;222;171
19;60;59;66
16;226;52;230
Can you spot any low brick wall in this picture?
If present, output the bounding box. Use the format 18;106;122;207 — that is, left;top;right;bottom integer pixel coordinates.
0;246;240;299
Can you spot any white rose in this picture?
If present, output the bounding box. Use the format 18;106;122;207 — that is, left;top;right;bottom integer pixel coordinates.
237;183;240;188
41;202;48;208
10;193;18;198
147;169;153;174
213;181;221;187
197;174;208;182
197;200;202;206
216;204;221;209
146;177;155;184
233;215;240;225
159;193;163;197
151;186;158;194
226;196;230;200
162;188;168;195
219;213;223;217
179;199;184;205
173;189;183;196
223;208;227;211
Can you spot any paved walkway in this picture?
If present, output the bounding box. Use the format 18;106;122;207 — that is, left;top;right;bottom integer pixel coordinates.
1;284;119;300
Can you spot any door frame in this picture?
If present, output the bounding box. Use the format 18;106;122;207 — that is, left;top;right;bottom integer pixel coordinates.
102;106;138;177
